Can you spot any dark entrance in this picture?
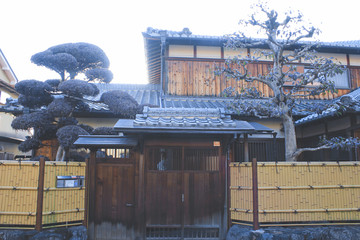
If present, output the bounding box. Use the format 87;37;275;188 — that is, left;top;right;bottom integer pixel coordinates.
145;145;224;239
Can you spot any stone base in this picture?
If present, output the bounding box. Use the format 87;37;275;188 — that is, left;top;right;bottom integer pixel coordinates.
227;225;360;240
0;225;87;240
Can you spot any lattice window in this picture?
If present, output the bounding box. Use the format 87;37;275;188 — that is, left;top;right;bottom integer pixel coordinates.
97;148;130;158
147;148;182;171
184;148;219;171
147;147;219;171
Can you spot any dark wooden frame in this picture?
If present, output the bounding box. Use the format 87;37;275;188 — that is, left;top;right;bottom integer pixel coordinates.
143;137;227;238
85;135;232;239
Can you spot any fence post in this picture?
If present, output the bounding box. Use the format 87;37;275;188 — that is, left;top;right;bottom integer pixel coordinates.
83;158;89;227
252;157;259;230
35;157;45;231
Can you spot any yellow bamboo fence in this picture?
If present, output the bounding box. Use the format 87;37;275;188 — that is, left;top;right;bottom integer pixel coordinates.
230;160;360;228
0;158;86;230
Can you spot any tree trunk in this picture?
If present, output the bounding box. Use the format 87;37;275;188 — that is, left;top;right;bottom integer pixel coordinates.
55;145;66;161
282;113;298;162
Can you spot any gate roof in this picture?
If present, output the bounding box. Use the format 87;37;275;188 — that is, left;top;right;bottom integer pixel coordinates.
114;107;273;135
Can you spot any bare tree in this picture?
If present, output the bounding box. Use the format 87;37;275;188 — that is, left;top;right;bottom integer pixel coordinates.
218;3;358;161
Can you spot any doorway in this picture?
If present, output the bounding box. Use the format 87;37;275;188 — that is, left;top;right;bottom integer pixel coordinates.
145;146;223;239
89;149;137;240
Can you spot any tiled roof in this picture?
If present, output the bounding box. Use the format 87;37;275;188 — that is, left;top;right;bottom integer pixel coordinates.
162;95;329;117
133;106;236;128
114;107;272;134
74;135;138;148
144;28;360;49
1;83;161;114
86;83;161;111
90;83;160;105
295;88;360;126
327;40;360;48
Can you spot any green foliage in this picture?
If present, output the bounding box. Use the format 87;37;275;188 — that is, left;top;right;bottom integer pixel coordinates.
47;98;74;117
11;42;136;156
18;94;53;108
56;125;89;149
31;42;110;80
11;111;54;130
15;80;53;95
58;80;99;97
91;127;117;135
100;90;140;118
18;136;41;152
86;68;113;83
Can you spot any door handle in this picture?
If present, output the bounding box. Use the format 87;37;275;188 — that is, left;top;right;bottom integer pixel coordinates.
126;203;134;207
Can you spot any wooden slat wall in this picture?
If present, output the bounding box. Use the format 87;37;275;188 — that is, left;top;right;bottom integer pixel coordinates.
167;60;273;97
167;60;360;99
230;162;360;226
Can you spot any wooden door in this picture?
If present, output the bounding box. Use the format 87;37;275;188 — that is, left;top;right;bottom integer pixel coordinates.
145;146;223;239
91;161;136;240
145;148;183;226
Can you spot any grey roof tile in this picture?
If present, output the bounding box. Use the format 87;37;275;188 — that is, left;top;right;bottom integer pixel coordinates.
162;95;327;117
86;83;161;110
144;28;360;49
295;88;360;125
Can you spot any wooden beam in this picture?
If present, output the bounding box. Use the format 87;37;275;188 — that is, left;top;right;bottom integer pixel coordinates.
252;157;259;230
35;157;45;231
136;152;145;237
83;158;90;227
244;134;249;162
88;151;96;238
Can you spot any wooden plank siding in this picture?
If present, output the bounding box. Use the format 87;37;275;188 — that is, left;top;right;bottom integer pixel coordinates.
167;59;360;99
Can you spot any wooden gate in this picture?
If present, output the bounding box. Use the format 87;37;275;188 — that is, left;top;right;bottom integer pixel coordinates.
89;149;137;240
145;146;223;239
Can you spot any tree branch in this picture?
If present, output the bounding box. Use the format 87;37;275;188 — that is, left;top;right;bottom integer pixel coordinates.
291;145;331;160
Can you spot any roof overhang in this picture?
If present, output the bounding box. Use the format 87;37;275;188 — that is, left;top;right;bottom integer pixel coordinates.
74;135;138;148
0;49;18;86
0;136;24;144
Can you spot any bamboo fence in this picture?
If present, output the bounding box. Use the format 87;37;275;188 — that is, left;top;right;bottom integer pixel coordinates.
0;158;86;230
230;160;360;228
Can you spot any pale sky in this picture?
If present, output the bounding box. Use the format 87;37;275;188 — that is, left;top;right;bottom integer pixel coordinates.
1;0;359;84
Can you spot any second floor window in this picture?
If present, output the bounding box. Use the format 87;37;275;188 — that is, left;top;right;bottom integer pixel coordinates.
305;67;350;89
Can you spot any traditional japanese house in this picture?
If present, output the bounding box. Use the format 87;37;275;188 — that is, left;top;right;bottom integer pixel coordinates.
74;30;360;239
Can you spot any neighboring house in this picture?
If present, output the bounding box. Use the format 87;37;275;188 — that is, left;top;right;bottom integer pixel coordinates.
73;29;360;239
0;49;26;159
